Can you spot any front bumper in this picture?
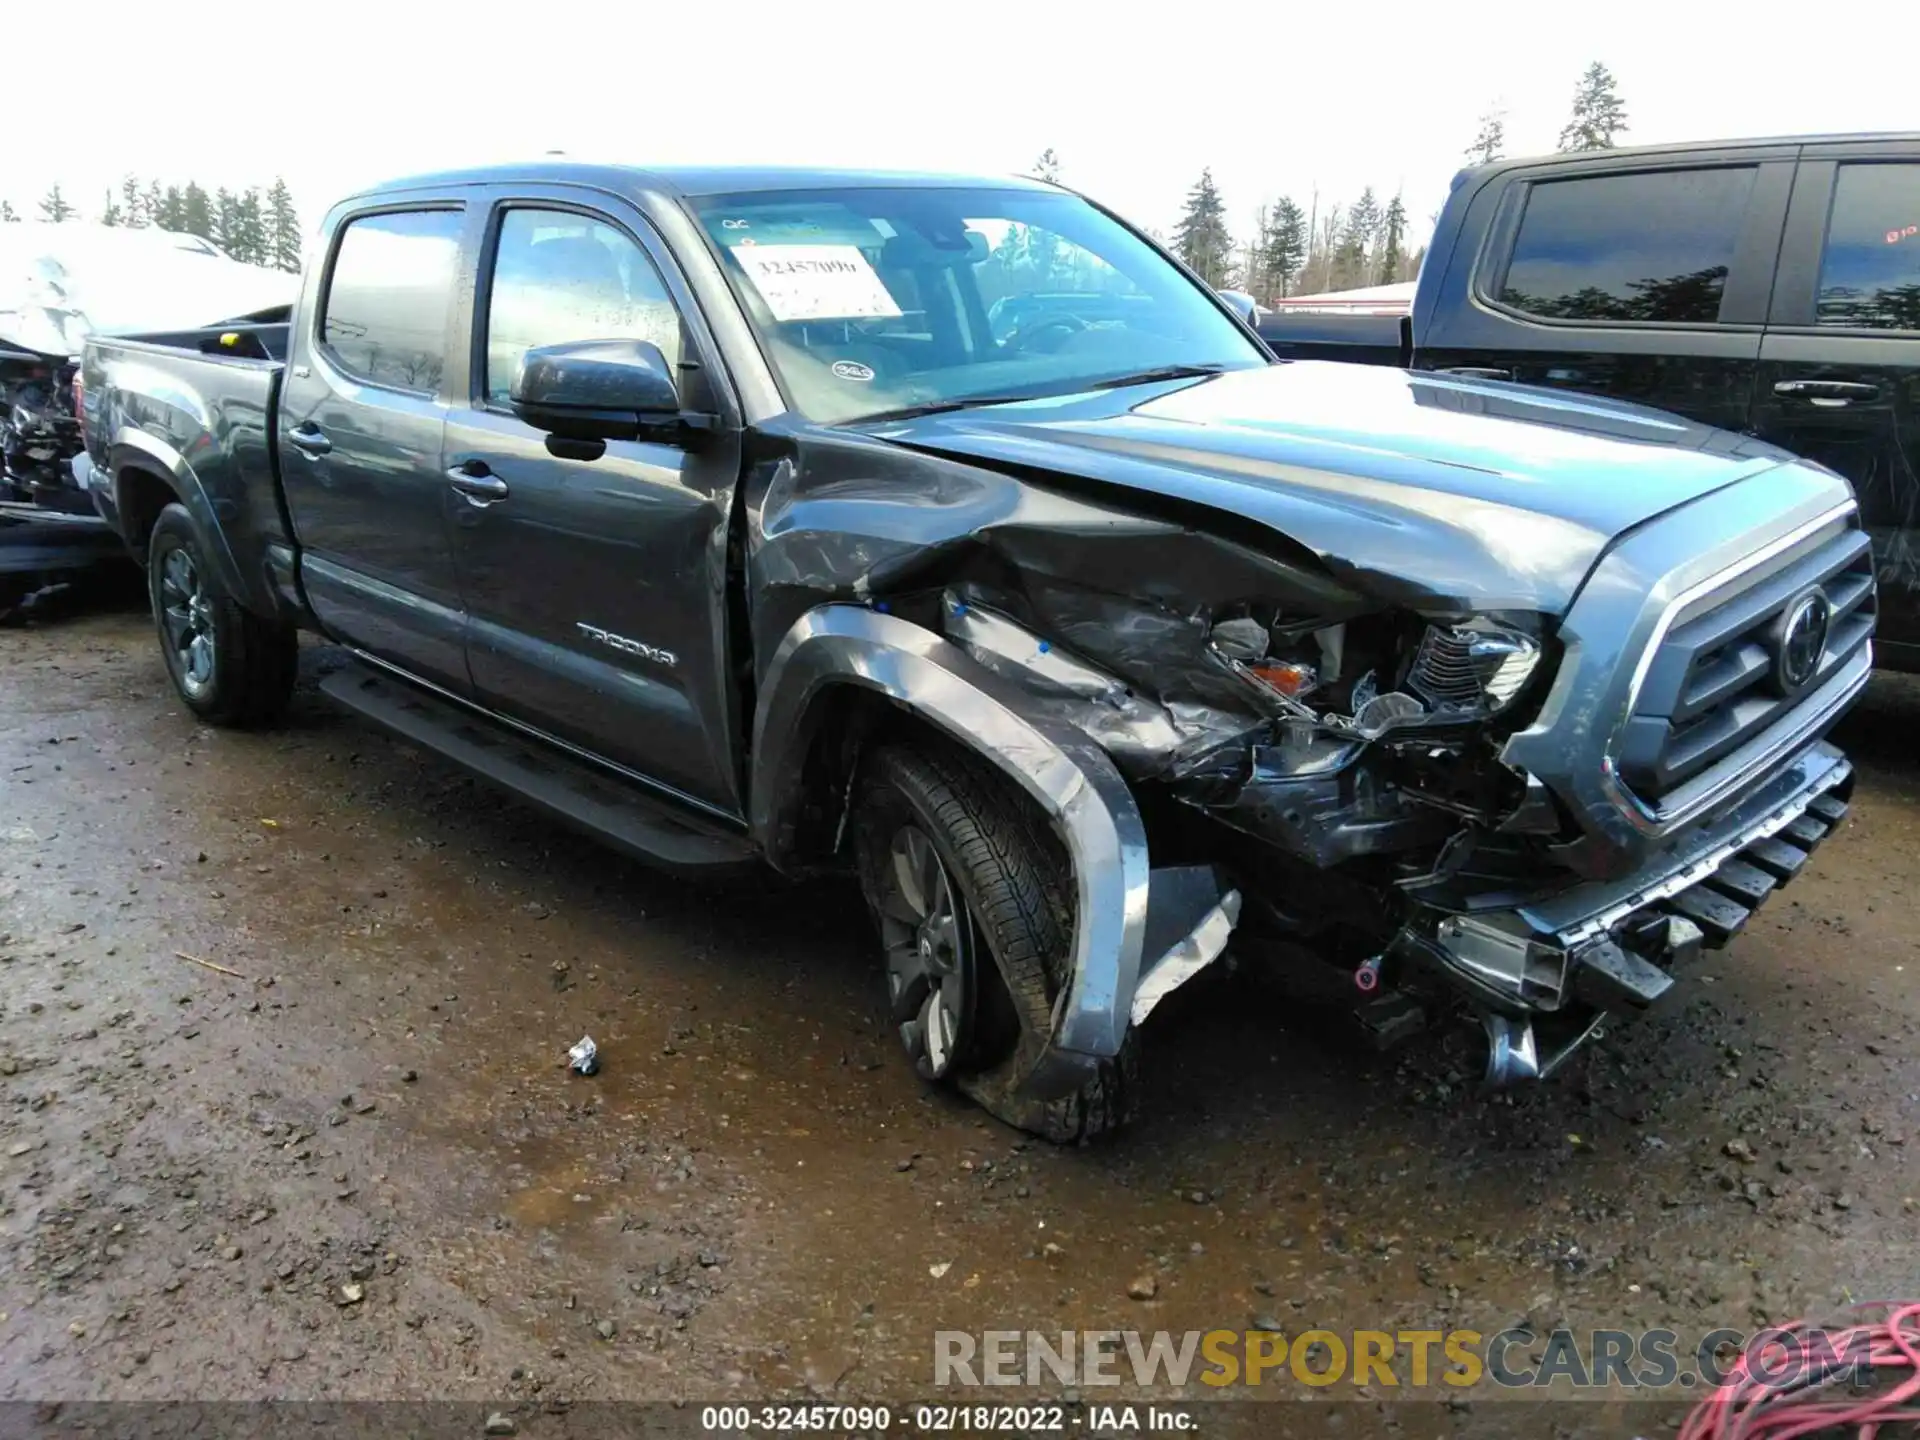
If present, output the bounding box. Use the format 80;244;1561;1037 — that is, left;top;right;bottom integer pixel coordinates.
1400;740;1852;1081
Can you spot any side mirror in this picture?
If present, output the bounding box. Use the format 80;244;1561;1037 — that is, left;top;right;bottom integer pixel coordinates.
1215;289;1259;326
510;338;684;443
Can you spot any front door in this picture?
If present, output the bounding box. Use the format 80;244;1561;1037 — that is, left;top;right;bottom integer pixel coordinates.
1755;149;1920;666
279;204;470;692
444;195;746;816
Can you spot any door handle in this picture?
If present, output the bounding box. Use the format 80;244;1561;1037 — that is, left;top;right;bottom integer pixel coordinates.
287;424;331;456
1437;366;1514;381
1773;379;1881;406
446;460;509;505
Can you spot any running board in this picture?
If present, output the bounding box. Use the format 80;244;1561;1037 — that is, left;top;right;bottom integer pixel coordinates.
319;664;758;877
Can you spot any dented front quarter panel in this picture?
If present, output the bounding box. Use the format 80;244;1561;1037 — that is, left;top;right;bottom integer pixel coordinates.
748;603;1151;1080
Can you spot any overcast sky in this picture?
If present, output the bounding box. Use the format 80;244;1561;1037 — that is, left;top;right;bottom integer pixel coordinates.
16;0;1919;255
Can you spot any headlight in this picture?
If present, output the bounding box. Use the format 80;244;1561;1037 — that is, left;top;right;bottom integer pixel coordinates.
1407;619;1542;714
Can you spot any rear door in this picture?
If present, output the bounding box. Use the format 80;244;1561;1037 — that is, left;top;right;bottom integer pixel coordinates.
442;187;748;817
1420;150;1796;433
280;200;471;692
1755;143;1920;665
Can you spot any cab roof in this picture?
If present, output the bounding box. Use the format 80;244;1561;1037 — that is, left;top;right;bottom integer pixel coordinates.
345;162;1060;206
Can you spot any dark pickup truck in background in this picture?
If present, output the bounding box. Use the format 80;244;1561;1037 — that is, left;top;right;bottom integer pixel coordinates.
80;162;1869;1138
1259;133;1920;669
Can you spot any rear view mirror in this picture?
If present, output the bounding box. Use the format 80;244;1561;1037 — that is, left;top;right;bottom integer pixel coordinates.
510;338;682;442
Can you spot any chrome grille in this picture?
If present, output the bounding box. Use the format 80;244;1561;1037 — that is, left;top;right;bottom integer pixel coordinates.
1616;525;1875;802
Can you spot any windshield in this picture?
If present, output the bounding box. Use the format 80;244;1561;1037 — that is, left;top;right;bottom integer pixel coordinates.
691;186;1267;424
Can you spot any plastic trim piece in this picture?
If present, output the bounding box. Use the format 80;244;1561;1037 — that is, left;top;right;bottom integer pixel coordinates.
1130;890;1242;1027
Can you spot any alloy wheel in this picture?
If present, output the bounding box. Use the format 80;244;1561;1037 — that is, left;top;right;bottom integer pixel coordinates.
874;824;975;1079
159;545;216;699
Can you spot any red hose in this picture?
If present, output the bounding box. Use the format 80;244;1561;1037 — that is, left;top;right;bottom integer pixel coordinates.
1678;1303;1920;1440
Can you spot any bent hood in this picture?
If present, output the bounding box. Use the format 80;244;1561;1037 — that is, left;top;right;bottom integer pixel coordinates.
863;362;1802;615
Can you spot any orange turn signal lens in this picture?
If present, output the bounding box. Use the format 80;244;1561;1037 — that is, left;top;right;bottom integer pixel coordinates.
1247;661;1317;697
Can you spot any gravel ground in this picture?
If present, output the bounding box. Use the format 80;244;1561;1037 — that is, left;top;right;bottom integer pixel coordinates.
2;604;1917;1437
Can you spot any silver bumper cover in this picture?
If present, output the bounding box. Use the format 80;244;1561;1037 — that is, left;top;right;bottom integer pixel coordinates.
1412;741;1853;1083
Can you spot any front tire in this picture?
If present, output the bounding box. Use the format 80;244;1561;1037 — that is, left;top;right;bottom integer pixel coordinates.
148;503;298;727
853;739;1136;1143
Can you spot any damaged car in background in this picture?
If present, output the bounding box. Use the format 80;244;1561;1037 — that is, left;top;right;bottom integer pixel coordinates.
0;222;292;617
0;221;294;510
80;163;1872;1140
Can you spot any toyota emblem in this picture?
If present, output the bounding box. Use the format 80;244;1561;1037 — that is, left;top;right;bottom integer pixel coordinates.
1776;591;1831;692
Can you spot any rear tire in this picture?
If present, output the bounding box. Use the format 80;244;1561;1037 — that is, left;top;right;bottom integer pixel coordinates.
147;503;297;727
853;738;1136;1143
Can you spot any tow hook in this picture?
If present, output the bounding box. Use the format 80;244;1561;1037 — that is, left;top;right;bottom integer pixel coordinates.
1353;955;1382;993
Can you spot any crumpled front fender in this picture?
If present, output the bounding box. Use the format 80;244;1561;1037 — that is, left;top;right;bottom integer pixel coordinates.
750;603;1151;1078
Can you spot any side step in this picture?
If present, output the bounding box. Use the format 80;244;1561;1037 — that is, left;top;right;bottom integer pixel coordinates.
319;664;759;877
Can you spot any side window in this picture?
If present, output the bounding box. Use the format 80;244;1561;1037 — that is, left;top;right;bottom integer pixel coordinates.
1498;167;1757;324
320;209;463;392
1816;163;1920;330
485;208;684;404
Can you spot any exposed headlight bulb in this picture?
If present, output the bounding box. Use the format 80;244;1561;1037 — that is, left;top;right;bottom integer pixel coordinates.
1408;620;1542;713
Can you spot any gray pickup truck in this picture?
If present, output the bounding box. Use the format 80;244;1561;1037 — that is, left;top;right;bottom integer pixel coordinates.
80;162;1871;1140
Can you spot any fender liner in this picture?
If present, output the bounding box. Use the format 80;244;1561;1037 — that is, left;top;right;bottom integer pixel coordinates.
750;604;1151;1077
109;427;276;617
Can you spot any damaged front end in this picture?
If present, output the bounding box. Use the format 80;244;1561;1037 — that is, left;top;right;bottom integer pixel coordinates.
0;345;86;513
749;432;1867;1104
927;561;1856;1084
928;565;1574;1042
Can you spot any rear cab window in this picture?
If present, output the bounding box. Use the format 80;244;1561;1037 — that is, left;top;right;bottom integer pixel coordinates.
1496;167;1758;323
1817;163;1920;330
319;209;464;392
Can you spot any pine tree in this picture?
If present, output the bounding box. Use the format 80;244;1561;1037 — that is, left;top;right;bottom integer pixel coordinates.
146;181;167;229
0;201;17;223
101;190;123;227
1376;192;1407;284
1172;168;1234;289
39;185;75;222
1020;150;1063;281
1466;106;1508;165
213;187;239;253
1333;187;1380;289
1558;62;1628;152
230;189;267;265
266;178;301;272
1253;197;1306;302
158;185;185;232
182;182;213;240
121;175;145;227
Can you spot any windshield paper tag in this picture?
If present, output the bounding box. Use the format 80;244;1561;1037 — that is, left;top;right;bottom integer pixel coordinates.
732;244;902;322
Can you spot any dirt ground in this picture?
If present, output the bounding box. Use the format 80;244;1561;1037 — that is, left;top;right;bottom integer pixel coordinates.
3;601;1917;1435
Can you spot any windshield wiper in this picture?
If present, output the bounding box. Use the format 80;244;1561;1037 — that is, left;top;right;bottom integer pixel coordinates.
849;394;1040;425
1085;363;1228;391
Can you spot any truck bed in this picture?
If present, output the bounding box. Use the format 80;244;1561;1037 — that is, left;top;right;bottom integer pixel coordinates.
82;330;292;619
1256;310;1410;366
